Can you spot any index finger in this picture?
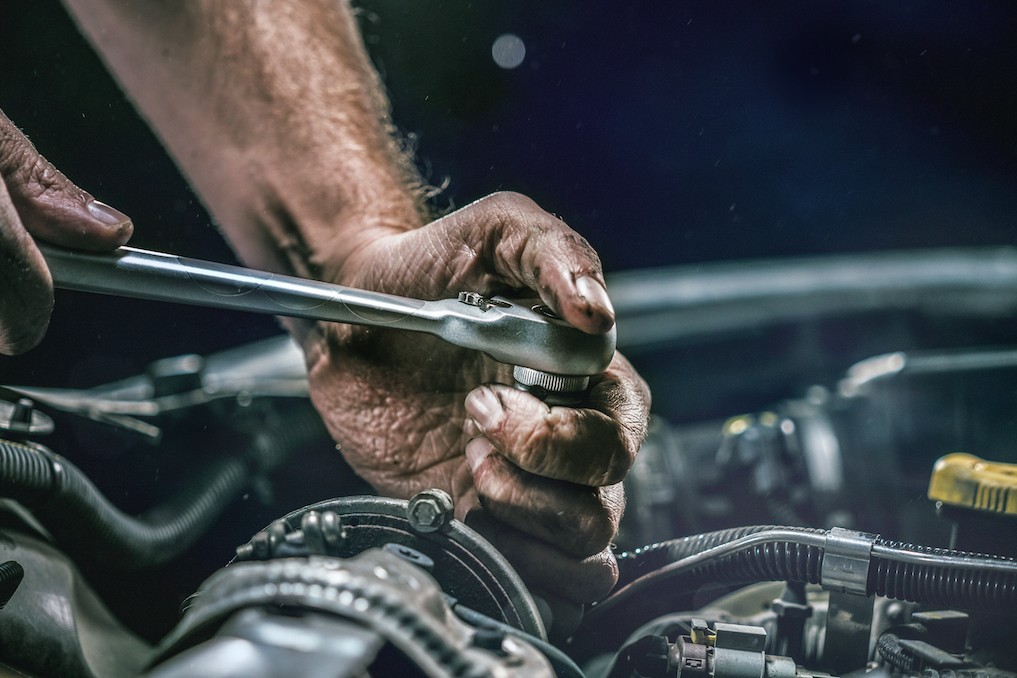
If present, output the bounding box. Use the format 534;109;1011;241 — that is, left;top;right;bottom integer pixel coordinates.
442;191;615;335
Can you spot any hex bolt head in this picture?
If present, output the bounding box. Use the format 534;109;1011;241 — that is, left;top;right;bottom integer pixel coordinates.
407;489;454;533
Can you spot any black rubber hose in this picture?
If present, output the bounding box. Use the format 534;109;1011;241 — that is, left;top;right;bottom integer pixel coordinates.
578;526;1017;660
0;439;53;503
616;526;1017;609
0;437;250;568
615;525;818;586
0;409;323;568
870;540;1017;608
46;452;249;568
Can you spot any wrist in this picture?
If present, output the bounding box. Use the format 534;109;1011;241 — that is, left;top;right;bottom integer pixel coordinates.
225;146;425;284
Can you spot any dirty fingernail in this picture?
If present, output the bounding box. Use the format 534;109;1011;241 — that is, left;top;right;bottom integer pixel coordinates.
576;275;615;319
465;387;502;430
86;200;131;228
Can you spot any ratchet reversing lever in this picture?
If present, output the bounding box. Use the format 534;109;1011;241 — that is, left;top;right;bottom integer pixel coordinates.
39;244;616;404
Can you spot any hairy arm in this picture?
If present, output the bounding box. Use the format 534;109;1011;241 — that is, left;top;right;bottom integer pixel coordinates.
62;0;424;291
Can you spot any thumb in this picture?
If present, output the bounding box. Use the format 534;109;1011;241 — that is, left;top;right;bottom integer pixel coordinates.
0;110;132;249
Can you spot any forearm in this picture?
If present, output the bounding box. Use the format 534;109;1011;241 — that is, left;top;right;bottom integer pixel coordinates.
62;0;425;280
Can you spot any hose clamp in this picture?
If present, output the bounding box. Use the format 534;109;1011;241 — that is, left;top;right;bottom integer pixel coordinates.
821;527;877;596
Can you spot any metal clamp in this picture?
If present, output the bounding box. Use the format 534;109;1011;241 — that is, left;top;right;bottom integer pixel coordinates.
821;527;877;596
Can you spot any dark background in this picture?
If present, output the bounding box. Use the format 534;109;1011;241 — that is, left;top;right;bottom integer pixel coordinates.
3;1;1017;415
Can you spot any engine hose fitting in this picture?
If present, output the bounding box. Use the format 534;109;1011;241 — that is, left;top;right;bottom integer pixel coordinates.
580;525;1017;658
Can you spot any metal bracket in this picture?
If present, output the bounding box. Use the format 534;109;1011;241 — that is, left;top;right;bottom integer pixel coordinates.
821;528;878;673
821;527;876;595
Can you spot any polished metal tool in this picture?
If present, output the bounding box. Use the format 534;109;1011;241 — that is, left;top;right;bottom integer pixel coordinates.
40;245;615;403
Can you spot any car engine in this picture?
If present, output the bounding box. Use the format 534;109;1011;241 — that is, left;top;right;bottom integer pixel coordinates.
3;247;1017;677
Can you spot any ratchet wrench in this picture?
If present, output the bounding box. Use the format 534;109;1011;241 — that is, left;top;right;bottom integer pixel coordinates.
39;244;616;403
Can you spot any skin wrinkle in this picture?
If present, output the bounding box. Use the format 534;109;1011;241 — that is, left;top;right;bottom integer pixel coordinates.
311;344;474;486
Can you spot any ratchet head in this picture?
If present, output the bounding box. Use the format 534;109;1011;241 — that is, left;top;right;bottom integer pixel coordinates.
451;293;616;404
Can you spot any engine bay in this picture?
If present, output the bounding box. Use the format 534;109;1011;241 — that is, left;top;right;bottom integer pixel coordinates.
3;248;1017;677
5;3;1017;673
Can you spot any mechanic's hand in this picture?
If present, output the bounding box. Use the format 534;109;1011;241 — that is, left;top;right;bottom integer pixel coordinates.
0;109;132;355
302;191;651;635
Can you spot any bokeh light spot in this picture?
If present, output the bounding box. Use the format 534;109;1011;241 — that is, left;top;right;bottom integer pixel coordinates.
492;33;526;69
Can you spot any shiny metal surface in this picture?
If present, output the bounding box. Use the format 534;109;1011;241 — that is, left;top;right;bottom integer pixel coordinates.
821;528;875;596
41;245;614;378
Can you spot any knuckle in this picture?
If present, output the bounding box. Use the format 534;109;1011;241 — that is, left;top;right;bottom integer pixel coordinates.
0;127;82;205
485;191;546;237
599;418;637;482
578;418;635;487
21;155;72;201
485;190;534;212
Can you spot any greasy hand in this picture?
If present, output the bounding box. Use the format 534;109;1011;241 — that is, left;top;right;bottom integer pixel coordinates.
0;109;132;354
303;192;651;633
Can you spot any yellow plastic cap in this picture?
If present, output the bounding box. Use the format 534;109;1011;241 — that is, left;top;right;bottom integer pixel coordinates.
928;453;1017;516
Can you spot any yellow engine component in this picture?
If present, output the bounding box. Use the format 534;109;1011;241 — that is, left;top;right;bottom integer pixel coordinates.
928;453;1017;516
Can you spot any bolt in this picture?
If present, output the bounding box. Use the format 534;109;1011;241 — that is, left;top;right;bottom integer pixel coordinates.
413;502;439;526
407;489;454;533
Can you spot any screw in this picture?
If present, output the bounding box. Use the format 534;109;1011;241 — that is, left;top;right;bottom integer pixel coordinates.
407;489;454;533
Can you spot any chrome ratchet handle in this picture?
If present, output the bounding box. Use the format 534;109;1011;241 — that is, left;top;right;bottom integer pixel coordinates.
39;245;615;390
40;244;427;326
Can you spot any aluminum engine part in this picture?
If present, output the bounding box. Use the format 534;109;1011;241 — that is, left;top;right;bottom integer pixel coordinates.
148;550;553;677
